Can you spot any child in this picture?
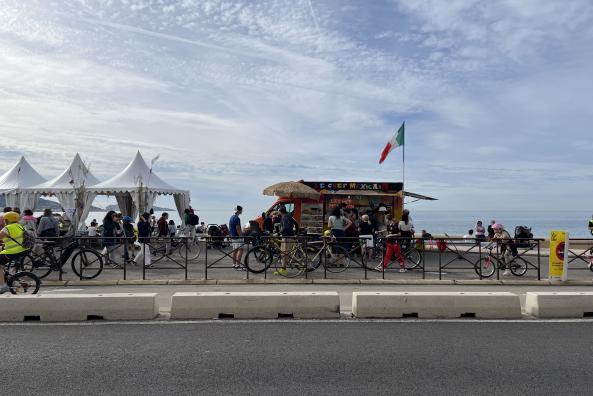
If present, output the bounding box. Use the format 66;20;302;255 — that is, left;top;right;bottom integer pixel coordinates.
168;220;177;237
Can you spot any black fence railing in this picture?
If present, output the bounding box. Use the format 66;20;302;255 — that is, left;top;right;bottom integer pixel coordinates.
7;234;579;282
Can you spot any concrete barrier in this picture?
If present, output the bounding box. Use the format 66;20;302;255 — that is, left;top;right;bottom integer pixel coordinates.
352;292;521;319
0;293;159;322
170;292;340;319
525;292;593;318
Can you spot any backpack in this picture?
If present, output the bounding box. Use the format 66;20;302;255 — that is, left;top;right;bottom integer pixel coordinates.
188;213;199;226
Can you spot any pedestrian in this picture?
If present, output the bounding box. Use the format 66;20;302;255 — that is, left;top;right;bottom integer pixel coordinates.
0;212;31;294
101;211;119;265
168;219;177;237
487;220;496;240
229;205;244;270
358;214;375;260
375;214;405;272
463;229;474;241
328;206;351;245
157;212;170;253
274;206;299;276
36;208;60;238
588;214;593;236
122;216;135;263
134;212;152;267
263;212;274;233
475;221;486;242
184;208;199;239
87;221;98;237
20;209;37;234
398;209;414;251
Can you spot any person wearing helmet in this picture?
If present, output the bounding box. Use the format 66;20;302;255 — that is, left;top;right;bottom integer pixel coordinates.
0;212;30;293
492;224;517;276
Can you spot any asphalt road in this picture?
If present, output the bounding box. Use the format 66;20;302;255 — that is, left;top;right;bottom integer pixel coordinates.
2;321;593;395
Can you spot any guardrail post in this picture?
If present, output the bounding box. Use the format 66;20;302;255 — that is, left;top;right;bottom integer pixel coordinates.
478;242;482;280
537;239;541;280
438;242;442;280
421;238;425;280
245;237;249;280
123;237;128;281
185;237;189;280
496;243;500;281
142;241;146;280
204;237;208;280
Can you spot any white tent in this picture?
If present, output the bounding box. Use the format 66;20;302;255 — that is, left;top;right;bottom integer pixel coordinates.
0;156;46;210
90;151;190;221
25;153;100;226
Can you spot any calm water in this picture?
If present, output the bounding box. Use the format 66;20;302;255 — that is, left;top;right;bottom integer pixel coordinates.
412;210;592;238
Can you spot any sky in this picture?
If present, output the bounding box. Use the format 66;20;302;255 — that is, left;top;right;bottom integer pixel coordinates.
1;0;593;224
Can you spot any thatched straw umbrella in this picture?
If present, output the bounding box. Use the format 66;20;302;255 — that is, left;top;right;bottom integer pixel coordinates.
263;181;321;200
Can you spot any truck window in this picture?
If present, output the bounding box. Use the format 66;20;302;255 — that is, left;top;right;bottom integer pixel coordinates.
270;202;295;216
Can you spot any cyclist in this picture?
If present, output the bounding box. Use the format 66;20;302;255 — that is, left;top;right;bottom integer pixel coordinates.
375;214;406;272
0;212;31;294
492;223;517;276
274;206;299;276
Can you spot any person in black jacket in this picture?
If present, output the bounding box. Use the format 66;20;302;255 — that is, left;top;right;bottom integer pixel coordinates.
134;213;152;267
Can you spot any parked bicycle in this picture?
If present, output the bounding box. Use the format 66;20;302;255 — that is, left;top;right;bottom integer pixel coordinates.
21;239;104;280
149;236;201;265
374;235;422;270
244;236;349;277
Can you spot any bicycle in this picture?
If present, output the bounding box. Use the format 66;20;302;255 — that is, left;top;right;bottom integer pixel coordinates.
149;236;201;265
21;239;104;280
3;256;40;294
244;236;349;277
474;244;528;278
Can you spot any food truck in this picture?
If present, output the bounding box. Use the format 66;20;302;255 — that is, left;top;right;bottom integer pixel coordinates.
257;181;435;234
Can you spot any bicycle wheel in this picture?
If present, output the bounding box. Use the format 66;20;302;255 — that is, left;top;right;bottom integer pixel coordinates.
71;249;103;280
305;244;323;272
404;248;422;270
474;257;496;278
178;240;201;261
509;257;528;276
20;252;53;279
324;244;350;273
272;246;306;278
9;271;40;294
244;245;273;273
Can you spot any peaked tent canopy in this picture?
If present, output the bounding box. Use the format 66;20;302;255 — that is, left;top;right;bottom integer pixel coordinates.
0;156;46;210
90;151;190;220
25;153;101;226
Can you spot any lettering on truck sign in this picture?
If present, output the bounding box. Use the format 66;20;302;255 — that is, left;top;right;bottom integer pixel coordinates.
303;181;403;192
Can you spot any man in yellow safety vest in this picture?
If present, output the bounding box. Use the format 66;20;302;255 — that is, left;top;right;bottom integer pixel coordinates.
0;211;29;294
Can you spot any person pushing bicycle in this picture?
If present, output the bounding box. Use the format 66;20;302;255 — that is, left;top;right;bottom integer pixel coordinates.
0;212;31;294
275;206;299;276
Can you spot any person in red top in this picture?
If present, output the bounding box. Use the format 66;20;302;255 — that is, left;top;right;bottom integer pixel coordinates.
157;213;170;254
375;214;406;273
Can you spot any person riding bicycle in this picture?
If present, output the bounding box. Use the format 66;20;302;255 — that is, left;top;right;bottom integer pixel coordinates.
0;212;31;294
375;214;406;273
492;223;517;276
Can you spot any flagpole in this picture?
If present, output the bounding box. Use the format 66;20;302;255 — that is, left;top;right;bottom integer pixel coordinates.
402;121;405;190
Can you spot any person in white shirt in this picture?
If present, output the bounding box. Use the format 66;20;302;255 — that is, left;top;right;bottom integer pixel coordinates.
463;229;474;241
87;221;98;237
398;209;414;250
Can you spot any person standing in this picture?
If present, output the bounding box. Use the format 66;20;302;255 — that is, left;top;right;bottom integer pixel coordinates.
375;214;406;272
157;213;170;254
398;209;414;251
328;206;351;245
358;214;375;261
36;208;60;238
475;221;486;242
0;212;31;294
274;206;299;276
122;216;135;263
20;209;37;234
588;215;593;236
492;223;516;276
487;220;496;241
229;206;244;270
134;212;152;268
184;208;199;240
263;212;274;233
101;211;119;265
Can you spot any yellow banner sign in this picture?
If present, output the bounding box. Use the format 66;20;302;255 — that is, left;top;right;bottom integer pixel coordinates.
549;230;569;281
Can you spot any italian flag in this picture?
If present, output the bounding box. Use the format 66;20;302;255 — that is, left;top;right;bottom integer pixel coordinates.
379;122;404;164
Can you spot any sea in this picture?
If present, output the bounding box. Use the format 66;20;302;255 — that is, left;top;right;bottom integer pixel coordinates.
39;209;593;239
